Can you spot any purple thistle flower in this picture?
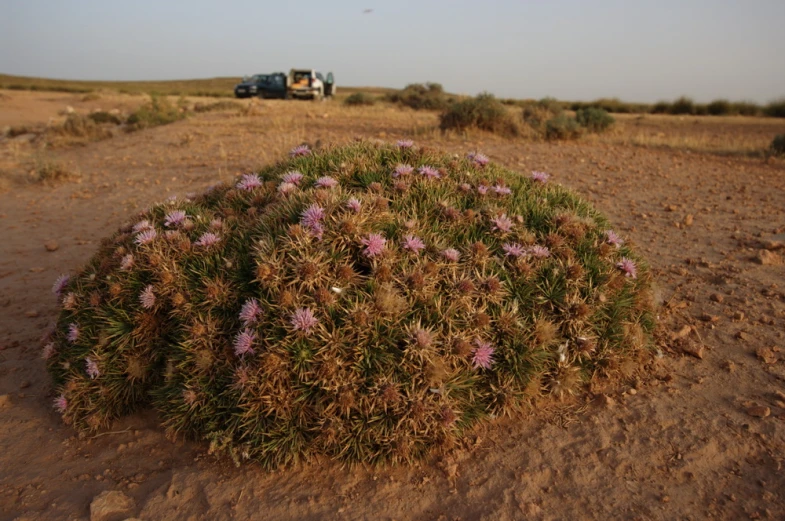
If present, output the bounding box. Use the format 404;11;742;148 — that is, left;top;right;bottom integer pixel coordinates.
85;357;100;379
442;248;460;262
605;230;623;248
528;245;551;259
164;210;187;228
396;139;414;148
210;218;223;230
418;166;441;179
477;185;489;195
239;298;262;327
281;171;305;185
53;394;67;414
289;144;311;157
236;173;263;191
491;214;514;233
616;257;638;279
300;204;325;228
502;242;526;257
345;197;362;213
393;164;414;178
315;176;339;189
67;323;79;343
290;308;319;335
472;339;495;370
233;329;256;357
493;184;512;195
307;221;324;240
62;292;77;310
164;230;181;241
195;232;220;248
402;235;426;253
413;328;433;348
459;183;472;193
132;220;153;233
120;254;134;271
135;228;157;246
361;233;386;258
139;285;156;309
471;153;489;167
531;171;550;184
277;182;297;195
52;274;70;297
42;342;55;360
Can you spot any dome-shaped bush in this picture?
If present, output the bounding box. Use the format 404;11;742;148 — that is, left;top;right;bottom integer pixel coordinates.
45;141;656;468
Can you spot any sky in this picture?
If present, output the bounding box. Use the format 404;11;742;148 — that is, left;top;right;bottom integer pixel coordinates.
2;0;784;104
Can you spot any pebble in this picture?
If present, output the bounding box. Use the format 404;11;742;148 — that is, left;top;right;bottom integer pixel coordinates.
756;250;782;266
746;406;771;418
0;394;11;408
710;293;724;303
44;241;59;252
89;490;135;521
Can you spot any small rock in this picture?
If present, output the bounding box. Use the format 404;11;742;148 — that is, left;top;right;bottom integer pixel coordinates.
756;250;783;266
671;325;692;341
681;343;705;360
736;331;750;341
733;311;745;321
720;360;736;372
24;310;39;318
44;241;59;252
746;406;771;418
710;293;724;303
0;394;11;408
683;214;694;226
89;490;135;521
699;313;719;322
755;347;778;365
628;388;637;395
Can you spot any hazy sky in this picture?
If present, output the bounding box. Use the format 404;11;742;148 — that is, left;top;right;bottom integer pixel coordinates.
2;0;784;103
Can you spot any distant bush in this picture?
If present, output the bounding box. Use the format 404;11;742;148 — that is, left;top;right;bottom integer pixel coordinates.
33;158;78;184
733;102;761;116
387;83;452;111
192;100;244;113
81;93;101;102
344;92;376;106
7;125;35;137
575;107;615;133
570;98;648;115
765;99;785;118
771;134;785;156
126;95;185;131
651;101;671;114
88;111;123;125
439;93;520;136
545;114;582;140
51;114;113;142
669;96;695;115
707;99;732;116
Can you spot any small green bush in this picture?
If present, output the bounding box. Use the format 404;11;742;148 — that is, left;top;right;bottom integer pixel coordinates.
765;99;785;118
192;100;244;113
707;99;732;116
771;134;785;156
733;102;761;117
45;141;655;468
344;92;376;106
51;114;113;142
650;101;671;114
545;114;582;140
575;107;615;133
387;83;452;111
126;95;185;131
7;125;35;137
88;111;123;125
669;96;695;115
439;93;520;136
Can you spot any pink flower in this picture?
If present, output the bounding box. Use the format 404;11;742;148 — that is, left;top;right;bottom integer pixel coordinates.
135;228;157;246
307;221;324;240
85;357;100;379
42;342;55;360
239;298;262;326
361;233;386;258
402;235;425;253
345;197;362;213
233;329;256;357
396;139;414;148
491;214;514;233
164;210;187;228
281;171;305;185
442;248;460;262
393;164;414;178
459;183;472;193
301;204;325;228
502;242;526;257
133;220;153;233
210;218;223;230
472;339;495;370
120;254;134;271
290;144;311;157
236;173;263;191
62;292;77;310
493;184;512;195
315;176;338;189
53;394;68;413
195;232;220;248
52;274;70;297
605;230;623;248
413;328;433;348
67;323;79;343
531;171;550;184
290;308;319;335
418;166;441;179
528;245;551;258
277;182;297;195
616;257;637;279
139;285;156;309
477;185;489;195
470;153;489;167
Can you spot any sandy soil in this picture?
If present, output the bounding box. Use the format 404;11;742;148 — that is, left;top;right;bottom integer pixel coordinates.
1;90;784;521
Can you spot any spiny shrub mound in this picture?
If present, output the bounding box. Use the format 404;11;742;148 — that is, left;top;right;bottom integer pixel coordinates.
439;93;521;136
575;107;615;133
344;92;376;106
771;134;785;156
45;141;656;468
387;83;452;111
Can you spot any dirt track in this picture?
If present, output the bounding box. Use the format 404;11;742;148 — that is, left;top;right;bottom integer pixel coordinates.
1;90;785;520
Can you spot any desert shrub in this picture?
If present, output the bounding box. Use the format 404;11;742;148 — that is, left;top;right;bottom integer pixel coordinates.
50;113;113;142
693;104;709;116
575;107;615;132
765;99;785;118
192;100;244;113
650;101;671;114
126;95;185;131
439;93;520;136
707;99;732;116
668;96;695;115
7;125;35;137
81;93;101;102
33;158;77;184
387;83;451;111
771;134;785;156
545;114;582;140
45;141;655;468
344;92;376;106
88;111;123;125
733;102;761;116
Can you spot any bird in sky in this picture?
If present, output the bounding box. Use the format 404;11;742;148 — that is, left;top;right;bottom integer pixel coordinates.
363;9;373;14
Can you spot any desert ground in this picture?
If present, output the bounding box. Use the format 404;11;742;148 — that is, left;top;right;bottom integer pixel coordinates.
1;89;784;521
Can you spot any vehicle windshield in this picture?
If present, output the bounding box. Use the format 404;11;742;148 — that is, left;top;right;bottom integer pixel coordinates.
250;75;269;83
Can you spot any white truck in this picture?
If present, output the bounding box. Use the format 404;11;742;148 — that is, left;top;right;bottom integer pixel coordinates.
287;69;335;100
